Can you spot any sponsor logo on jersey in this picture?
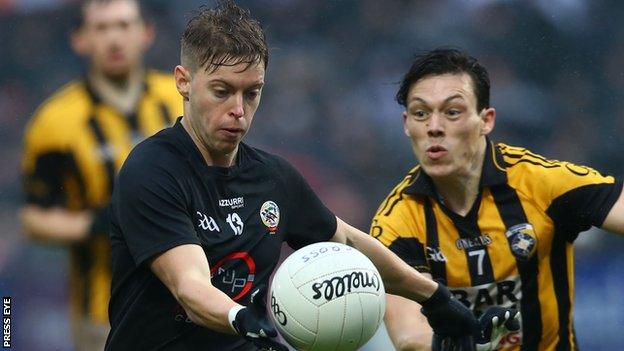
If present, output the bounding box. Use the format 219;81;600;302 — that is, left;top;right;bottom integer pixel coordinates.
456;234;493;250
505;223;537;260
260;201;280;234
219;196;245;209
426;246;447;262
197;211;220;232
210;251;256;301
450;276;523;348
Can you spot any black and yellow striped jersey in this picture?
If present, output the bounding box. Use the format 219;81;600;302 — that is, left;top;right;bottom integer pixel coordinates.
21;70;182;325
371;139;622;351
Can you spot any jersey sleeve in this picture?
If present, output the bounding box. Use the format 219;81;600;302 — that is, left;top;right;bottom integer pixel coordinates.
370;188;429;273
539;162;622;237
276;158;337;250
111;146;200;266
22;108;85;208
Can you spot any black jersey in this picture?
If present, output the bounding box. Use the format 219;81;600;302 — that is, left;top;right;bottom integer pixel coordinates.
105;118;337;350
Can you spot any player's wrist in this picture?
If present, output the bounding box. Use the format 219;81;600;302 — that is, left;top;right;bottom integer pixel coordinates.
228;305;245;333
420;283;451;309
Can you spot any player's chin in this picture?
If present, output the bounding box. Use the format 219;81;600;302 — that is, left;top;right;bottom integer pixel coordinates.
102;65;132;80
214;140;241;154
421;163;455;178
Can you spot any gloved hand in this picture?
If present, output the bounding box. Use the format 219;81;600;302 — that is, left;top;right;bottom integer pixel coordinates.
420;284;480;339
231;285;289;351
432;334;475;351
475;306;520;351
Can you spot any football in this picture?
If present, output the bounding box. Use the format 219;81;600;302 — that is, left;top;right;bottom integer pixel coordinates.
270;242;385;351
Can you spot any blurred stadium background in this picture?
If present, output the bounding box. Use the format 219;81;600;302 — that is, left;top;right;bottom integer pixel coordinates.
1;0;624;350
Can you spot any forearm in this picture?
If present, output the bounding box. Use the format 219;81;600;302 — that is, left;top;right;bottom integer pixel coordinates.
333;218;437;302
385;293;433;351
20;205;92;242
174;272;239;334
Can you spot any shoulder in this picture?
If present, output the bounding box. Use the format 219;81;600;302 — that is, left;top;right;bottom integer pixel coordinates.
145;70;179;97
241;144;296;171
24;80;91;146
374;165;424;219
498;142;616;200
122;129;187;179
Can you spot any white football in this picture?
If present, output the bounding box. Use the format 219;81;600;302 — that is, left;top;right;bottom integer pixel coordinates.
269;242;385;351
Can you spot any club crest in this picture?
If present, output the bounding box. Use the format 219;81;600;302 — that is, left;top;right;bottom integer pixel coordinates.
505;223;537;260
260;201;280;234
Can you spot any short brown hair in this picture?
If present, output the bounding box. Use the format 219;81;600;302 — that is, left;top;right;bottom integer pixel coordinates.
181;0;268;72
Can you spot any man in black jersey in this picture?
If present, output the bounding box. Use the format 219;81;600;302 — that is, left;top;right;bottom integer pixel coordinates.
105;2;481;350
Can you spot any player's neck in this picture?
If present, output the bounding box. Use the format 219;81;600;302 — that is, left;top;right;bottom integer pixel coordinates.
431;141;486;216
181;116;238;168
89;67;144;115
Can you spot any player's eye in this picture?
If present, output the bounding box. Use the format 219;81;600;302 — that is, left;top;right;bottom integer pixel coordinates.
410;110;428;120
213;89;229;98
94;23;108;33
245;89;260;101
118;21;130;30
446;108;462;119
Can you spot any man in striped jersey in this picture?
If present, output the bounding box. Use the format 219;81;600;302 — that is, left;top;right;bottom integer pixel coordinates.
372;48;624;350
20;1;181;350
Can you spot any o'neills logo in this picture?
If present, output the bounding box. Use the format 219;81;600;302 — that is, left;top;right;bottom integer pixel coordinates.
311;271;381;301
219;197;244;209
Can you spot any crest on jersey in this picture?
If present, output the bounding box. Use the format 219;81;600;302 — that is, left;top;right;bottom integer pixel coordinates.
506;223;537;260
260;201;280;234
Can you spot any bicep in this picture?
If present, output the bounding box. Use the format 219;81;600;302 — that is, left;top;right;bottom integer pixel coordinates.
601;183;624;234
150;244;212;298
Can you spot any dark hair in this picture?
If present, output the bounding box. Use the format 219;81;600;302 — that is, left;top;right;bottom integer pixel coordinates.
72;0;150;30
180;0;268;72
396;48;490;112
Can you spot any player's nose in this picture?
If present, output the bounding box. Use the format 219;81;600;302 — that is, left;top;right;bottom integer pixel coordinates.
427;113;444;137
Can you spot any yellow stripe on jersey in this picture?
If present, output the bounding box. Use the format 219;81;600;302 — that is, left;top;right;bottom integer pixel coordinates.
371;139;621;351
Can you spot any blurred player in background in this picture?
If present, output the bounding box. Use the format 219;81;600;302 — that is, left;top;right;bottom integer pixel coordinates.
371;48;624;350
20;0;181;349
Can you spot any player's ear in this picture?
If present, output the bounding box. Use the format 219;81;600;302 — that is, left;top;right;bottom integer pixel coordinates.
402;111;411;137
175;65;191;101
480;107;496;136
70;28;89;56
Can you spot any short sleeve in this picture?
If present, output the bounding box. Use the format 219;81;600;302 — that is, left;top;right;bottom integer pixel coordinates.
22;111;85;208
546;176;622;237
276;158;337;249
111;148;200;266
370;188;429;273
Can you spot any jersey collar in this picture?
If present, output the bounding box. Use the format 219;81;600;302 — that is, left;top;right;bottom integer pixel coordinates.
404;137;508;197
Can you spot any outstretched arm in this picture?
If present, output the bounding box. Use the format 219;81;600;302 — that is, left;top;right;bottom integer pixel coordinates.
330;217;479;339
330;217;436;301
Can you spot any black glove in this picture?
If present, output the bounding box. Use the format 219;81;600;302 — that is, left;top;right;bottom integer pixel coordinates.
432;334;475;351
475;306;520;351
420;284;480;338
232;285;289;351
431;306;521;351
